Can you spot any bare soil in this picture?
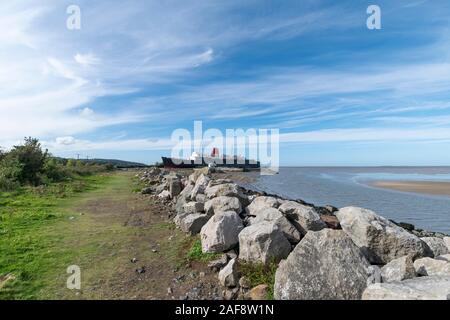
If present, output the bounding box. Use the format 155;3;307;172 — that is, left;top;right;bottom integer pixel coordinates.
59;172;222;300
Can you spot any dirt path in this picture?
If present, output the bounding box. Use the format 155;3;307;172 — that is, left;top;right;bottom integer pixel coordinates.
52;171;221;300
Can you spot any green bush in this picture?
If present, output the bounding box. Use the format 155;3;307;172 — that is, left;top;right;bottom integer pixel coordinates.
0;137;114;191
0;156;22;191
6;137;48;186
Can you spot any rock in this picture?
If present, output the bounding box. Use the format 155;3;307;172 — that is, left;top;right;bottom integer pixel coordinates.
381;255;416;282
208;179;233;187
155;182;168;194
398;222;415;231
245;196;281;216
320;214;341;229
189;167;210;184
136;266;146;274
174;212;189;226
169;178;183;198
324;205;338;214
180;213;210;235
190;174;210;200
195;193;207;203
278;201;326;234
183;201;205;214
436;254;450;262
362;276;450;300
444;237;450;251
336;207;426;264
175;183;194;214
414;257;450;276
367;265;382;285
250;207;301;243
208;254;229;271
218;258;239;288
205;183;240;199
204;196;242;215
201;211;244;253
238;277;251;289
0;274;16;289
274;229;371;300
158;190;171;199
421;237;449;258
141;187;153;195
226;250;237;260
223;287;239;300
238;221;291;264
247;284;269;300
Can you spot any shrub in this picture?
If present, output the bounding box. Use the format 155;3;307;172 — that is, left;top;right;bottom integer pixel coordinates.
6;137;48;186
0;156;22;191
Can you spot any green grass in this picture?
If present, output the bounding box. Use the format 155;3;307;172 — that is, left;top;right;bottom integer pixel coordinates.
238;261;278;300
186;238;220;263
0;174;113;300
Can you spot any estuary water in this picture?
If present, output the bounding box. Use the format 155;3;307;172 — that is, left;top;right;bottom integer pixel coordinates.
246;167;450;234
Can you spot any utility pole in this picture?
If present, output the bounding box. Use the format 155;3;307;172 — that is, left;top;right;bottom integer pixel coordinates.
76;154;80;160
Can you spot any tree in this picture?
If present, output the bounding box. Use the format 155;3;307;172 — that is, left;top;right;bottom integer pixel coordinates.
7;137;48;186
67;159;76;167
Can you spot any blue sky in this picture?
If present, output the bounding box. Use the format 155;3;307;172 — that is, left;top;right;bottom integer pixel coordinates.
2;0;450;165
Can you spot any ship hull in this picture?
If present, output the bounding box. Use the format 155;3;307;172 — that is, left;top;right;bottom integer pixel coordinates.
161;157;260;169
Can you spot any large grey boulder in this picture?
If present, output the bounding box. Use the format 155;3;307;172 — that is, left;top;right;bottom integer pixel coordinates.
190;174;210;200
436;254;450;262
188;167;209;184
207;179;233;187
204;196;242;215
278;201;326;234
381;255;416;282
169;178;183;198
245;196;282;216
183;201;205;214
238;222;292;264
336;207;426;264
200;211;244;253
274;229;371;300
362;276;450;300
414;257;450;276
218;258;239;288
175;183;194;214
444;237;450;251
180;213;210;235
250;207;301;243
205;183;241;199
421;237;449;258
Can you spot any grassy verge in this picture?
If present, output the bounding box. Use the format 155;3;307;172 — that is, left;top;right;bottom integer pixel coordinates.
185;238;220;263
238;261;277;300
0;174;113;299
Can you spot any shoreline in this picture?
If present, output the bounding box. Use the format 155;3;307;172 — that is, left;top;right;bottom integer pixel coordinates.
369;180;450;197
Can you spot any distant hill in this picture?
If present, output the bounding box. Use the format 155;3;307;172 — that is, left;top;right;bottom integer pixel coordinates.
82;158;149;168
55;157;149;168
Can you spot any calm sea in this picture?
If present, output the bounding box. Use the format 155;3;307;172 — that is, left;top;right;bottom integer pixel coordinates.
245;167;450;234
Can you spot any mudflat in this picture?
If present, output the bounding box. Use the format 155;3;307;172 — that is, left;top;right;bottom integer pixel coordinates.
370;180;450;196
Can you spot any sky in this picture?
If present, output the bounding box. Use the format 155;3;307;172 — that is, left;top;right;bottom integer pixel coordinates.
2;0;450;166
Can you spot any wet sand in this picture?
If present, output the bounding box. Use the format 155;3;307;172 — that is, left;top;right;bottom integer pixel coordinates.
370;180;450;196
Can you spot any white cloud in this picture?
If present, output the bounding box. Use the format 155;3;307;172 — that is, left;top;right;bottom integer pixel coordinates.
80;107;94;117
74;53;101;66
56;136;76;145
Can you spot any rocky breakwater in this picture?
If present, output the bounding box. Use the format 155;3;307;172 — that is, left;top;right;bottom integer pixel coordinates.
138;167;450;300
